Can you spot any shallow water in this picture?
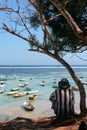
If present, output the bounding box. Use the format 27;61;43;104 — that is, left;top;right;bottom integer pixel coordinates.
0;65;87;122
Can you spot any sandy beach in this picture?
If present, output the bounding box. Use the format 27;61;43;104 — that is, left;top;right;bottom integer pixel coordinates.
0;113;87;130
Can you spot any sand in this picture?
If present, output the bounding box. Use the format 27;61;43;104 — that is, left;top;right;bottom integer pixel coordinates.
0;113;87;130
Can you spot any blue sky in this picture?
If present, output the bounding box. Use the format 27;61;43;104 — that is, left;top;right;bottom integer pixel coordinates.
0;32;58;65
0;31;87;65
0;0;87;65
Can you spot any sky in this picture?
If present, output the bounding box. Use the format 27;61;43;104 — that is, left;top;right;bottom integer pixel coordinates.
0;0;87;66
0;31;87;65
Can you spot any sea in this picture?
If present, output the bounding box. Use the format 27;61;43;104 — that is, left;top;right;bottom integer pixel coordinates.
0;65;87;123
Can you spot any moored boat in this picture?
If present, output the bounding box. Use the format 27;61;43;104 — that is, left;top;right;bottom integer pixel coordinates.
19;79;25;81
23;101;35;111
82;81;87;85
25;87;31;91
27;90;38;94
11;87;19;91
19;84;26;87
71;85;79;91
19;82;29;87
0;82;6;87
7;91;18;95
0;89;5;93
14;92;27;97
52;85;58;88
29;94;38;100
0;76;7;81
40;82;45;86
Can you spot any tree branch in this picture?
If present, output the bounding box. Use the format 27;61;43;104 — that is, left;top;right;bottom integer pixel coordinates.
29;0;58;54
49;0;87;45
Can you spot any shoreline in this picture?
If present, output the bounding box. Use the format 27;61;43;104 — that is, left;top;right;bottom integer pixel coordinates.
0;65;87;129
0;114;87;130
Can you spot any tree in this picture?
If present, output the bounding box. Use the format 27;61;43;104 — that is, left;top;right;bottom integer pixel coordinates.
49;0;87;45
0;0;87;113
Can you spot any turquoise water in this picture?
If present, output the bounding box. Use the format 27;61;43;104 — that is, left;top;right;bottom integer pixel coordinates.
0;65;87;122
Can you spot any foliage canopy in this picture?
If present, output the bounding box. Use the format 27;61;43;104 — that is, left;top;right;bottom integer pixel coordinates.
29;0;87;53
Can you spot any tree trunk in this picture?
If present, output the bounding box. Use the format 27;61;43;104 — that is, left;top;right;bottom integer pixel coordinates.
58;57;86;113
49;53;87;113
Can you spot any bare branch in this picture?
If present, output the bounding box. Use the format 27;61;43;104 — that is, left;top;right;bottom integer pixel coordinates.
0;7;15;12
3;23;29;42
75;54;87;61
29;0;58;54
46;13;62;23
16;0;20;13
2;23;47;53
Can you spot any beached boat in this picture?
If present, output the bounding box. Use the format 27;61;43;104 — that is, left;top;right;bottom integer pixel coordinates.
23;101;35;111
7;91;18;95
0;89;5;93
14;92;27;97
11;87;19;91
27;90;38;94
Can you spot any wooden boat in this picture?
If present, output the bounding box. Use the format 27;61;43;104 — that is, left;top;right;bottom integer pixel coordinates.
0;82;6;87
53;80;57;84
72;87;79;91
30;77;35;80
19;79;25;81
29;94;38;100
19;82;29;87
40;82;45;86
52;85;58;88
11;87;19;91
0;89;5;93
7;91;18;95
19;84;26;87
24;82;29;86
27;90;38;94
71;85;79;91
82;81;87;85
23;101;35;111
0;76;7;81
42;80;48;83
14;92;27;97
25;87;31;91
